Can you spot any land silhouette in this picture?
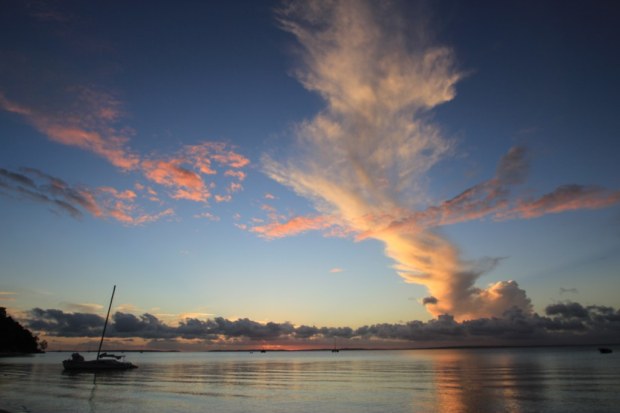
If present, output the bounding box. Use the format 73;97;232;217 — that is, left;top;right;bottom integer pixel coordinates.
0;307;46;355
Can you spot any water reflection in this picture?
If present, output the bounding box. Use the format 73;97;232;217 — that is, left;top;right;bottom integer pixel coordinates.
1;349;619;413
427;350;541;412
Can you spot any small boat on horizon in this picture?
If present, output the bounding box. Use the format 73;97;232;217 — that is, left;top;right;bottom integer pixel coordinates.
331;337;339;353
598;347;613;354
62;285;137;371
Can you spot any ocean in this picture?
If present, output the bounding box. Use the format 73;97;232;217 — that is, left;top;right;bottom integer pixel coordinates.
1;347;618;412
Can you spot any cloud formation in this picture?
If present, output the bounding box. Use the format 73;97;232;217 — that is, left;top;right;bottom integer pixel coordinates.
0;7;250;217
256;0;620;320
0;167;173;224
142;142;249;203
0;88;250;209
28;308;104;337
25;302;620;347
0;89;138;170
251;214;336;238
264;0;526;320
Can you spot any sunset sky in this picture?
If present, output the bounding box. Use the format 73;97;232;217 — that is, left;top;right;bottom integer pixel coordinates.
1;0;619;350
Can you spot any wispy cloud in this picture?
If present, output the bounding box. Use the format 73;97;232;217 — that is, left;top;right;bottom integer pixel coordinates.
266;0;522;320
61;302;104;313
366;147;620;233
0;5;251;217
194;211;220;221
0;89;138;170
259;0;620;320
0;167;173;225
142;159;211;202
560;287;579;295
251;215;337;239
142;142;249;204
499;184;620;220
1;87;251;210
0;291;17;301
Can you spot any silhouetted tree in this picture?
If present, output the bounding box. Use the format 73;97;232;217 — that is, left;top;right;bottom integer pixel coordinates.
0;307;43;354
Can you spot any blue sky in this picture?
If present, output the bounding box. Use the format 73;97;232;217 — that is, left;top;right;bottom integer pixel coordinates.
1;0;619;349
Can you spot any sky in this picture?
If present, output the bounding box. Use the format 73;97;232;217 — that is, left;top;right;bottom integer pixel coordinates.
1;0;619;351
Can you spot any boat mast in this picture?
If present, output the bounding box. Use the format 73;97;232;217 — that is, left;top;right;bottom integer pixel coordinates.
96;285;116;360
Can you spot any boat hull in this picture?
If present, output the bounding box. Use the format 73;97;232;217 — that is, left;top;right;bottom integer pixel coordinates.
63;359;137;371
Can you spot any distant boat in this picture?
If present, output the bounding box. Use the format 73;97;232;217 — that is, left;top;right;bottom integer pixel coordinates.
331;338;339;353
63;286;137;371
598;347;613;354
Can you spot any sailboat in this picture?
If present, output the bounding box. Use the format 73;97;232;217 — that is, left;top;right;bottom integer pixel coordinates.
331;337;339;353
63;285;137;371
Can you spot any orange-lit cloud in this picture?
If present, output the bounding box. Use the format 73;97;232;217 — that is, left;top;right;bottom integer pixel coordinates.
0;92;32;116
185;142;250;171
251;215;336;239
0;89;139;170
142;159;211;202
224;170;247;181
264;0;620;321
270;0;510;319
139;142;250;204
1;86;251;215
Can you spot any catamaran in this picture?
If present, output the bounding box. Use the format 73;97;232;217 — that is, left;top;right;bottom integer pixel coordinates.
62;285;137;371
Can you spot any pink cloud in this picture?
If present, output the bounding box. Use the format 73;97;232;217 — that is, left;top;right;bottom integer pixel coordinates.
1;88;251;211
250;215;336;239
0;90;138;170
42;125;138;170
92;185;174;225
0;92;32;116
141;159;210;202
224;170;247;181
185;142;250;170
139;142;250;204
99;187;137;200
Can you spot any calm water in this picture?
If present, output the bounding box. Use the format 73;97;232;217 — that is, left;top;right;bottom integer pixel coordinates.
1;347;619;412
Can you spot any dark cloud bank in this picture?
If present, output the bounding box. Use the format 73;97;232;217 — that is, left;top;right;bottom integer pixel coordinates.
26;302;620;348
